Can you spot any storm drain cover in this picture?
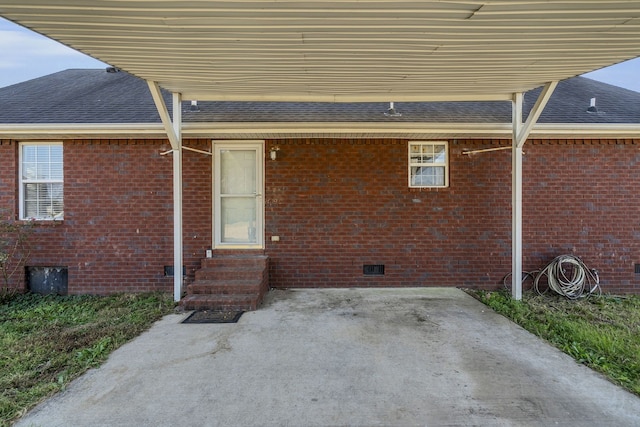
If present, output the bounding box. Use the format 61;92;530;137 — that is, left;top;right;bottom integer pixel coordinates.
182;310;243;324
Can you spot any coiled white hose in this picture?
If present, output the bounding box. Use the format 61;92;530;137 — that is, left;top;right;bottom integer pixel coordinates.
534;255;600;299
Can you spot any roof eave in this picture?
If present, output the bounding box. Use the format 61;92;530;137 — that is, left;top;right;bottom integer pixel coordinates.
1;122;638;141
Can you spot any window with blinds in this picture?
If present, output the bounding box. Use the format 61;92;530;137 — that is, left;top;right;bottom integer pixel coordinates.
20;143;64;220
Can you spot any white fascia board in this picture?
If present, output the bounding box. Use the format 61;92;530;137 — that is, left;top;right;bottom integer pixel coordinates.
181;93;515;103
0;123;167;139
1;122;639;140
529;124;640;138
183;122;640;139
183;122;515;137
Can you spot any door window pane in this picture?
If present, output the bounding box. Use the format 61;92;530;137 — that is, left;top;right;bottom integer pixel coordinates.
220;150;256;194
221;197;257;243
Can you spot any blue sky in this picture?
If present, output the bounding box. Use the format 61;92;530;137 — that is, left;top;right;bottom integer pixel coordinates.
1;16;639;92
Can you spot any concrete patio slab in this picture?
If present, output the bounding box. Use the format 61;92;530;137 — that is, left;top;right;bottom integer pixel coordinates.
15;288;640;426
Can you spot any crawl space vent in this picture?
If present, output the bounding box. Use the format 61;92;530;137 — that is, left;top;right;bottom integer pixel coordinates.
635;264;640;274
27;266;68;295
363;264;385;275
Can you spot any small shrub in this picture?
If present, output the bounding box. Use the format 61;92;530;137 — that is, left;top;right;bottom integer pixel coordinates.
0;212;34;292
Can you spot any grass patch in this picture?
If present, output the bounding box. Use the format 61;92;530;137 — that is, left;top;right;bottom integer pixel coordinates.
473;290;640;396
0;292;174;426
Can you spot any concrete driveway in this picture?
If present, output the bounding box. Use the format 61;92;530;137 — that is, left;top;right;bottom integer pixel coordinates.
15;288;640;427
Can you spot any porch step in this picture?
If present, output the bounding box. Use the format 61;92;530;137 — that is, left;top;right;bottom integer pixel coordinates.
181;254;269;312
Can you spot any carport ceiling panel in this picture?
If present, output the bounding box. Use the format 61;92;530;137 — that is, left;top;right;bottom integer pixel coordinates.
2;1;640;102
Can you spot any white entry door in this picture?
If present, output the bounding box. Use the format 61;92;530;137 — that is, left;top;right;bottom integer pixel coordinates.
214;142;264;248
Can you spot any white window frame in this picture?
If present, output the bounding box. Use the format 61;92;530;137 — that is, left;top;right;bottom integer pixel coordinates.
408;141;449;188
19;142;64;220
213;141;265;249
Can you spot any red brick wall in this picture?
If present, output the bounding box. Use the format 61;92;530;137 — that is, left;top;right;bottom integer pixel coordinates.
5;139;212;294
5;137;640;294
263;138;640;293
0;140;21;289
264;139;514;289
182;139;213;278
523;139;640;293
0;140;17;218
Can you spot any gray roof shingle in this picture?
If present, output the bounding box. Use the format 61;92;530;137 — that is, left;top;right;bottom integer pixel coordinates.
0;68;638;125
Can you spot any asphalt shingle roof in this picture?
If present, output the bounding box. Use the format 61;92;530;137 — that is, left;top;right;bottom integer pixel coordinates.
0;69;638;125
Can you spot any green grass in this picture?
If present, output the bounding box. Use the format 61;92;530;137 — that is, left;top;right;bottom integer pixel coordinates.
4;289;639;425
473;290;640;397
0;292;175;426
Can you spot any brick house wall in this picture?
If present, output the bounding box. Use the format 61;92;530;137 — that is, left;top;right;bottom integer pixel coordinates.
3;137;639;294
264;138;640;293
523;139;640;293
0;141;17;219
0;140;21;289
2;139;212;294
264;139;513;289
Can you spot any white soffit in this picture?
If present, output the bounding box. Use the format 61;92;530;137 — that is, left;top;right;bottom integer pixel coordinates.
1;1;640;102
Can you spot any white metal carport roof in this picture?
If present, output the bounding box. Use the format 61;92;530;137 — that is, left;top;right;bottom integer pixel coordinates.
2;1;639;302
1;1;640;102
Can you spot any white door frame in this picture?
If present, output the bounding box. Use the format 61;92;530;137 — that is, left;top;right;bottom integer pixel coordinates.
213;140;264;249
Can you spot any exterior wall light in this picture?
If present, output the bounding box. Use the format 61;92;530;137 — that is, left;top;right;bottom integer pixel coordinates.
270;146;280;160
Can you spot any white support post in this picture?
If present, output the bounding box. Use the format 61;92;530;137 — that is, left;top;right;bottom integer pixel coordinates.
512;92;524;300
511;81;558;300
172;93;183;302
147;80;184;302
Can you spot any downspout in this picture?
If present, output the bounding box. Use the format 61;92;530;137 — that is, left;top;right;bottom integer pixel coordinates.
511;81;558;300
146;81;184;302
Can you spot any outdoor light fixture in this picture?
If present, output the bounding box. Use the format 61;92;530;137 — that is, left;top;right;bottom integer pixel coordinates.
384;101;402;117
190;100;200;112
270;146;280;160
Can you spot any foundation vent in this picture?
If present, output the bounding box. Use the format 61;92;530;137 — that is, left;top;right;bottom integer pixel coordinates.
164;265;186;276
635;264;640;274
27;266;68;295
363;264;385;275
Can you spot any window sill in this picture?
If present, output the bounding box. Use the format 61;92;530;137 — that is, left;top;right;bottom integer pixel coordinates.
18;219;64;226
